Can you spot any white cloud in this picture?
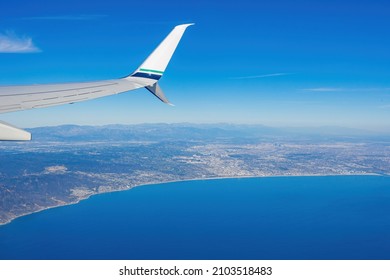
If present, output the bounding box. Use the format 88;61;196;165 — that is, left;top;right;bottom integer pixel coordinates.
0;31;40;53
230;73;292;79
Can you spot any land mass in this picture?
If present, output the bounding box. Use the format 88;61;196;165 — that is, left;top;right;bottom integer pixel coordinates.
1;123;389;225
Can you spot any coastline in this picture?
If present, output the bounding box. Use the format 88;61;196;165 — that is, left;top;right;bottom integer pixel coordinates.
0;172;383;227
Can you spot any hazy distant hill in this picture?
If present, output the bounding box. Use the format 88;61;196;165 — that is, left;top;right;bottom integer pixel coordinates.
26;123;388;142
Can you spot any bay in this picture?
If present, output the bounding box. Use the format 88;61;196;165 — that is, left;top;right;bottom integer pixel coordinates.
0;175;389;260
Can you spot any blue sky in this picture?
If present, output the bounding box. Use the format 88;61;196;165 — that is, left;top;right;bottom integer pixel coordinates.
0;0;389;131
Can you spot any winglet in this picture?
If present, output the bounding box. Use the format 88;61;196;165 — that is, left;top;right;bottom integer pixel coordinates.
128;23;194;81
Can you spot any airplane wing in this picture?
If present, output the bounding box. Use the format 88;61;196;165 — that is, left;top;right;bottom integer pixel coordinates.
0;23;194;141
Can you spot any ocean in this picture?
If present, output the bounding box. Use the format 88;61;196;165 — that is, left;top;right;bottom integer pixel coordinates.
0;175;389;260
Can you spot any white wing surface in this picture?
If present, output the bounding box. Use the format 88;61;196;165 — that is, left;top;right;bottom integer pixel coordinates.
0;23;193;141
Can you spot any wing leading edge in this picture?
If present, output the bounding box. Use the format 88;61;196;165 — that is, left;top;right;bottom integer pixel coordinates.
0;23;194;141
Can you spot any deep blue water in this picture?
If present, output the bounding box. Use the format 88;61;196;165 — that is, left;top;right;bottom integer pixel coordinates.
0;176;390;260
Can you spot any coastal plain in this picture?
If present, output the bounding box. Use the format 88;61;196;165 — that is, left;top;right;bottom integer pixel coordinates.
1;124;389;225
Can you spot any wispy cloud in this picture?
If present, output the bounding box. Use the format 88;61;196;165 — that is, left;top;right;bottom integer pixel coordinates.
379;104;390;109
21;14;107;21
304;87;390;93
0;31;40;53
304;87;343;92
230;73;292;80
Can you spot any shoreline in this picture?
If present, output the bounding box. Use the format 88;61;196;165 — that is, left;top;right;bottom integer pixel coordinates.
0;172;384;227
